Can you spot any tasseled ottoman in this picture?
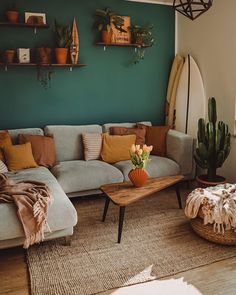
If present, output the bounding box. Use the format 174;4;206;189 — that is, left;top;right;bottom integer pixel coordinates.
185;184;236;245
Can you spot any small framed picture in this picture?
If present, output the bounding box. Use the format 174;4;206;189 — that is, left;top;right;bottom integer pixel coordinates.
25;12;46;25
111;16;131;44
17;48;30;63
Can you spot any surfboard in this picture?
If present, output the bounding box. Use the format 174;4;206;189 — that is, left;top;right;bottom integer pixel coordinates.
70;18;79;65
175;55;206;137
165;54;184;127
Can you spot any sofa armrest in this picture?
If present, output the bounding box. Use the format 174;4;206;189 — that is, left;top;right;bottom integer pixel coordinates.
166;129;194;176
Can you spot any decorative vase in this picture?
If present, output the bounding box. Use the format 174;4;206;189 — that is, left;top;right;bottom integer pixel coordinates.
36;48;52;64
70;18;79;65
5;49;15;63
196;175;226;188
128;168;149;188
101;30;113;44
6;10;19;23
55;48;68;64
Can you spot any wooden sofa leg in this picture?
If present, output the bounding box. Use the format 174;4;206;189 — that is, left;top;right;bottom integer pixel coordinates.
65;236;72;246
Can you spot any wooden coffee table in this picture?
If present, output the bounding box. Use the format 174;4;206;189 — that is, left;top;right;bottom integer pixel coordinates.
100;175;184;243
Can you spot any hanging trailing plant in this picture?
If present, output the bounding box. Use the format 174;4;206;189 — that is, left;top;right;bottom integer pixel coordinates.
37;66;53;90
130;25;154;64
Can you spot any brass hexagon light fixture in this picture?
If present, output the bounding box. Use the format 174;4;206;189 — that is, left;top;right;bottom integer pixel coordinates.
173;0;213;20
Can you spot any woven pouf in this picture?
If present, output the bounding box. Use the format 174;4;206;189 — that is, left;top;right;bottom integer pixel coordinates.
186;184;236;246
191;216;236;246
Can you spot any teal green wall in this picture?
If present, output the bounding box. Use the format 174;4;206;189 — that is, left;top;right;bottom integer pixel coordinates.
0;0;175;129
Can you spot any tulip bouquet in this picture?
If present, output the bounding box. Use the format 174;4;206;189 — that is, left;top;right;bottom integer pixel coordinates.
129;144;153;169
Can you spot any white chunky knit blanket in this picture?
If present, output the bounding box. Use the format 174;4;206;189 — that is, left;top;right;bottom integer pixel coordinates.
185;184;236;234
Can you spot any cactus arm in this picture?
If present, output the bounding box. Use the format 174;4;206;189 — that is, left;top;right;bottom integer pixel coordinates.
208;97;217;124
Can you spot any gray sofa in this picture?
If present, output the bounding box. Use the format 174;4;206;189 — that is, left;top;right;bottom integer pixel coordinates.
0;122;194;249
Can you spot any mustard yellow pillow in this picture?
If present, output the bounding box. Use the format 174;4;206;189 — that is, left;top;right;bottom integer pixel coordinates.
101;133;136;164
4;142;38;171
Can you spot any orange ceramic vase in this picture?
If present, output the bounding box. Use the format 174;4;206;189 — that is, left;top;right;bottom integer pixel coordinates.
55;48;68;64
128;168;149;188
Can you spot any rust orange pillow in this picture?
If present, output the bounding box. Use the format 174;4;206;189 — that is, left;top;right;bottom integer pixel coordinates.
109;127;146;146
4;142;38;171
0;131;12;162
137;124;170;157
18;134;56;168
101;133;136;164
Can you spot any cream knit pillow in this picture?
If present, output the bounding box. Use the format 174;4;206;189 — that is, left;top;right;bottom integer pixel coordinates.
0;160;8;173
82;133;102;161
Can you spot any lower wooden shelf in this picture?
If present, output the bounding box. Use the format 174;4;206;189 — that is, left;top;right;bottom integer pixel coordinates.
0;63;86;68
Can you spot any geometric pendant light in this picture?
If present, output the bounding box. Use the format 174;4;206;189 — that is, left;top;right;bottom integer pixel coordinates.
173;0;213;21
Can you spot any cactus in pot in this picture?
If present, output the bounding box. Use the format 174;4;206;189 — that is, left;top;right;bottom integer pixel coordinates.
194;97;231;183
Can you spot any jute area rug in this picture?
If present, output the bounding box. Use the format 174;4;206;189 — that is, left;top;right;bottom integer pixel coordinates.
27;190;236;295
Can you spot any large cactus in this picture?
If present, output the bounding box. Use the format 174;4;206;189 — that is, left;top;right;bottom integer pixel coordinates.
194;97;231;180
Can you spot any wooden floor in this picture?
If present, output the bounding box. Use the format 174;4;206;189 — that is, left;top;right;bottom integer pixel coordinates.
1;188;236;295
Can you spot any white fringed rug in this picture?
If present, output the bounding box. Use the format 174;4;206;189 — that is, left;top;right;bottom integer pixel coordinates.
27;190;236;295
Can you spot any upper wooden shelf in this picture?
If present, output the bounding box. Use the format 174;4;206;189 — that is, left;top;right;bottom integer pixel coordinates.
96;42;150;48
0;22;49;29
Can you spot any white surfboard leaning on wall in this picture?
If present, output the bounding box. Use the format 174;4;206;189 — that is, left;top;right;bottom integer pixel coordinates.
175;55;206;138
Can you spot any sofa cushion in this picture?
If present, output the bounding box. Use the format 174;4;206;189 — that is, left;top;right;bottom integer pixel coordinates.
101;133;136;164
110;126;146;146
0;167;77;241
8;128;44;144
44;125;102;162
82;133;102;161
51;160;124;194
137;124;170;157
18;134;56;168
4;142;38;171
102;121;152;133
0;131;12;162
114;155;180;181
0;160;8;173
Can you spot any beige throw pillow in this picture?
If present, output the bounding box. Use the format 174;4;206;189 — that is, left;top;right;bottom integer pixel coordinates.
82;133;102;161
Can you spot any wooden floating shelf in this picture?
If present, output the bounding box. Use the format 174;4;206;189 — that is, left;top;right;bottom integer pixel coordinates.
0;63;86;68
0;22;49;28
96;42;150;48
0;63;86;71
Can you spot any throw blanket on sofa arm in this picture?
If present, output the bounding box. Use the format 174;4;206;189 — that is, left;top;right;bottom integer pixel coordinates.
185;184;236;234
0;173;53;248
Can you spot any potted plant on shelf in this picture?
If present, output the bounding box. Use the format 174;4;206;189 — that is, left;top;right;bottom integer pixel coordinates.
93;8;126;44
5;49;15;63
37;66;53;90
194;97;231;187
6;3;19;23
54;21;72;64
36;48;52;65
128;144;153;188
130;25;154;64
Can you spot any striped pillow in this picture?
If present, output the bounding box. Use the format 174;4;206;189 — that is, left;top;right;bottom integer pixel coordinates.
0;160;8;173
82;133;102;161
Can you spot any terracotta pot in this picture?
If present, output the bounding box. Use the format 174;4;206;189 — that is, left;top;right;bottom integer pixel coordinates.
55;48;68;64
6;10;19;23
5;49;15;63
101;30;113;44
36;48;52;64
128;168;149;188
196;175;226;188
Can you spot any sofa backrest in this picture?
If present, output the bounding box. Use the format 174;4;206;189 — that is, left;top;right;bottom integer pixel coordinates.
7;128;44;144
44;125;102;162
102;121;152;133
